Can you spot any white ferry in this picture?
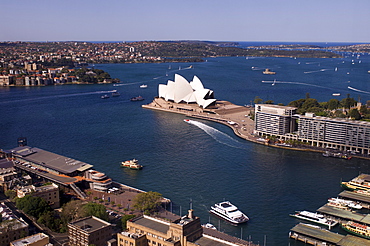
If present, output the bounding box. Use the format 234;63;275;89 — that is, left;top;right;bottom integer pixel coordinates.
328;197;362;209
290;211;338;228
209;201;249;224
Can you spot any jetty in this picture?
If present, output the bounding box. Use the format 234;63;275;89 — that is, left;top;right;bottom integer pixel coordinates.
289;223;370;245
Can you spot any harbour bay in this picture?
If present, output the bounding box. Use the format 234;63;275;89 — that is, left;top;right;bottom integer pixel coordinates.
1;52;370;245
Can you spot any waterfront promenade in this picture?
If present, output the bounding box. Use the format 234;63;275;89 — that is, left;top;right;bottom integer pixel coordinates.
143;98;370;160
143;97;319;152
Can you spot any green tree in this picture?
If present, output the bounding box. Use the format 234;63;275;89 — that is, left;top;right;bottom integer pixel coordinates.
15;195;51;218
121;214;136;230
253;96;263;104
301;98;320;110
327;99;340;110
60;200;85;225
360;105;368;115
264;100;274;104
341;94;356;109
81;202;109;221
349;108;361;120
4;190;17;199
38;210;63;232
133;191;163;213
288;98;305;108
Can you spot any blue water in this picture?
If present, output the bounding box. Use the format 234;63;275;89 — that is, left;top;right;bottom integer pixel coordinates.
1;53;370;245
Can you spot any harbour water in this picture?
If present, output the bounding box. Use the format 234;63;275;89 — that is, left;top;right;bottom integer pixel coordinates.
1;50;370;245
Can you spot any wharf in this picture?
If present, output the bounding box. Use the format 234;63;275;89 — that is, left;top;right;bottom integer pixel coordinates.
317;205;370;225
338;190;370;208
290;223;370;245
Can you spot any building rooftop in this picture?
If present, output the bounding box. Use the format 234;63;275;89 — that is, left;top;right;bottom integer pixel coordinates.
131;216;170;234
10;233;49;246
69;216;111;233
9;146;93;175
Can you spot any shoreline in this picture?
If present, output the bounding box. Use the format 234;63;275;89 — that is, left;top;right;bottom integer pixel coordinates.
143;98;370;160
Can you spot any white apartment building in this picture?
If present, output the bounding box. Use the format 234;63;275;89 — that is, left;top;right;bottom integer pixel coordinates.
254;104;370;155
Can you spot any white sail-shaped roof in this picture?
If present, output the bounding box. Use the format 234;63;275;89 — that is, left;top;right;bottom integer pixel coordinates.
157;74;216;108
165;80;175;101
173;74;193;103
190;75;204;91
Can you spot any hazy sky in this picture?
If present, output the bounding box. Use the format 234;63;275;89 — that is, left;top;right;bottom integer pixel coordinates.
1;0;369;43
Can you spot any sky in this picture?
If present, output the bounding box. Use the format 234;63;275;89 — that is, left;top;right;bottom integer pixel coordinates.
1;0;369;43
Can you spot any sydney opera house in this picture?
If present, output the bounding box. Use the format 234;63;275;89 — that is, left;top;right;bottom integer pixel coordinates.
158;74;217;109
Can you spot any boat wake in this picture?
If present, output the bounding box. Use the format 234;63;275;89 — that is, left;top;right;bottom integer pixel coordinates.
348;86;370;94
262;80;330;89
113;65;193;86
0;90;117;105
304;69;331;74
185;119;247;149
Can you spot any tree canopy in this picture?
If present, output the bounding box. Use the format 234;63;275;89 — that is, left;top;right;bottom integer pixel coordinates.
133;191;163;214
15;195;52;218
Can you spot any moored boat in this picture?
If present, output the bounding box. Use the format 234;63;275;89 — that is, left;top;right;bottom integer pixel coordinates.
202;223;217;230
328;197;362;209
209;201;249;224
341;174;370;191
290;211;338;228
101;94;109;99
121;159;143;170
341;221;370;240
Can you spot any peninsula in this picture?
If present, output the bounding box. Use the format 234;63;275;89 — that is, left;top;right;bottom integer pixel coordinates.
143;74;370;160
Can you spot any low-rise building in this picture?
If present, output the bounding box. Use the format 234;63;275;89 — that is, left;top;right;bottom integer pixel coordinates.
118;210;251;246
68;216;113;246
17;183;60;208
10;233;52;246
0;203;29;245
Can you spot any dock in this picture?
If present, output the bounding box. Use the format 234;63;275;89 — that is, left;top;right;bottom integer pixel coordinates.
338;190;370;208
317;205;370;224
290;223;370;245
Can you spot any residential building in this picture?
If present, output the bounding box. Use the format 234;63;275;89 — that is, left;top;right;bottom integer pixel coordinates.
10;233;52;246
254;104;297;136
68;216;113;246
17;183;60;208
0;75;14;86
0;203;29;245
254;104;370;154
296;113;370;153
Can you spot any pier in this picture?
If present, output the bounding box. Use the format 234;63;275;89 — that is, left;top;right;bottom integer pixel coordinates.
289;223;370;245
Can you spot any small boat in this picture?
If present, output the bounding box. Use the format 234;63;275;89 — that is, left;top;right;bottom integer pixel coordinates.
202;223;217;230
209;201;249;224
341;221;370;240
290;211;338;228
111;90;120;97
332;93;340;96
140;84;147;88
121;159;143;170
184;119;190;122
263;68;276;75
101;94;109;99
130;96;144;101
